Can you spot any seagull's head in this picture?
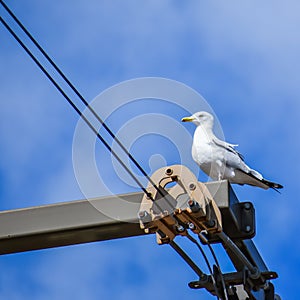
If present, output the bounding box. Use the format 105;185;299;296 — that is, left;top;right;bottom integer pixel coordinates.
181;111;214;129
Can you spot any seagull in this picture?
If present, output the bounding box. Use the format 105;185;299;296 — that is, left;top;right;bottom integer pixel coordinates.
181;111;283;191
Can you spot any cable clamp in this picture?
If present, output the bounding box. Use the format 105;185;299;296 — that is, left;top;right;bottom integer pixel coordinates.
138;165;222;244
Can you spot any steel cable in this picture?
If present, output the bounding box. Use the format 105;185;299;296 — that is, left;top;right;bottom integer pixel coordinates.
0;15;152;198
0;0;169;202
0;7;219;296
186;232;221;299
198;232;229;300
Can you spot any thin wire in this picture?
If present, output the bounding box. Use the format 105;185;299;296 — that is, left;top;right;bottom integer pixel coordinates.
198;232;229;300
206;243;228;300
186;232;220;299
0;15;152;199
0;10;191;283
0;0;166;201
0;13;215;298
0;11;178;220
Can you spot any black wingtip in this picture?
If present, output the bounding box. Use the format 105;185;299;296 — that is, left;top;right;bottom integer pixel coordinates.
234;168;283;192
262;180;283;193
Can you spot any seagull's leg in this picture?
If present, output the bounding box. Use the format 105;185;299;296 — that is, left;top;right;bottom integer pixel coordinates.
218;172;222;181
216;160;223;181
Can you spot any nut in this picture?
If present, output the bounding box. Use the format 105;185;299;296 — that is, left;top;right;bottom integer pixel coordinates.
165;168;173;175
189;182;196;191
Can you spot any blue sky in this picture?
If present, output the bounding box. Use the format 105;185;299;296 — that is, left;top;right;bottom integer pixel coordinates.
0;1;299;299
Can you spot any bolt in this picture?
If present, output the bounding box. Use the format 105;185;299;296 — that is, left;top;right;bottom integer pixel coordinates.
138;210;152;223
249;267;260;279
138;210;146;218
244;202;251;210
227;286;237;296
188;223;195;230
165;168;173;175
176;225;185;232
146;192;152;199
207;220;216;228
189;182;196;191
245;225;251;232
162;210;169;217
188;199;194;206
188;200;201;213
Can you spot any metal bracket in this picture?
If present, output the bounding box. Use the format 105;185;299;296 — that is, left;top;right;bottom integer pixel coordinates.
138;165;222;244
206;201;256;243
189;268;278;298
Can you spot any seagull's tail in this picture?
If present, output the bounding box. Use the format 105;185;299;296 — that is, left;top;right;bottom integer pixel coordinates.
235;168;283;192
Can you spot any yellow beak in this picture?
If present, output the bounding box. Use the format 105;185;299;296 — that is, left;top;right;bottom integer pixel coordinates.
181;116;194;122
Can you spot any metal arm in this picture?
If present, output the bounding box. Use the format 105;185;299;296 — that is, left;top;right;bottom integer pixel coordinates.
0;167;279;299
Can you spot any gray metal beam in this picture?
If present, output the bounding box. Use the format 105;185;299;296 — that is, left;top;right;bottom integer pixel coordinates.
0;191;145;255
0;181;228;254
0;181;260;261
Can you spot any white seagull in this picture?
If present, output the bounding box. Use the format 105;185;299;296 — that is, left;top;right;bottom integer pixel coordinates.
182;111;283;191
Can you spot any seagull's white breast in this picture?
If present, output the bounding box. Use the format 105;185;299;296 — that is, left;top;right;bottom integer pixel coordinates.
191;126;223;164
191;126;234;180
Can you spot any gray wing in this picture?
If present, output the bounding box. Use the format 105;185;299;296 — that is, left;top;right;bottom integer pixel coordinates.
212;136;252;175
212;137;244;161
212;137;283;191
